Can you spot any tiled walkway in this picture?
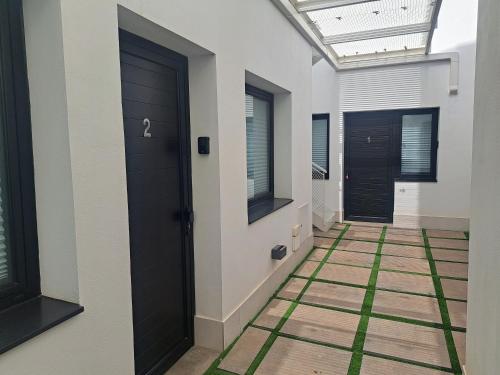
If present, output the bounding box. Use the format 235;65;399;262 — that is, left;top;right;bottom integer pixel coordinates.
205;223;468;375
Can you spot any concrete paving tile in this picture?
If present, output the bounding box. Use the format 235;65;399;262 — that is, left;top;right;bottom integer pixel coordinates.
360;355;449;375
385;233;424;246
254;299;292;329
372;290;442;323
166;347;219;375
347;224;384;232
332;223;348;230
314;237;335;249
364;318;451;368
219;327;270;374
314;228;343;239
254;336;352;375
436;262;468;279
317;263;371;286
328;250;376;268
441;279;467;300
447;300;467;329
428;238;469;250
308;248;328;262
281;304;360;348
301;281;366;311
382;243;427;258
344;229;381;241
432;248;468;263
380;256;431;274
427;229;466;239
452;331;466;368
377;271;436;296
294;261;318;278
386;228;423;236
336;239;379;254
277;278;308;300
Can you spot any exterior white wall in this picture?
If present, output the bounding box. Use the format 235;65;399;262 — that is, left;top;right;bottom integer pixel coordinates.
467;0;500;373
312;0;477;230
0;0;313;374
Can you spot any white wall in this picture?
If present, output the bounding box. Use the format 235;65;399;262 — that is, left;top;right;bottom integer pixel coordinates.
0;0;313;374
467;0;500;373
312;0;477;229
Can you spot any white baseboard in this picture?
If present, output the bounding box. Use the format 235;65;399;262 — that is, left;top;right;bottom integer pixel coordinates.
393;214;469;231
194;234;314;351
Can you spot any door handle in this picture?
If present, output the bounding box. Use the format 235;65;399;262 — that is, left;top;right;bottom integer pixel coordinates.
345;173;349;181
185;209;194;234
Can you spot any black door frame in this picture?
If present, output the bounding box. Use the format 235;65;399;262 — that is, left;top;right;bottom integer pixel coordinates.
343;111;398;223
119;30;195;375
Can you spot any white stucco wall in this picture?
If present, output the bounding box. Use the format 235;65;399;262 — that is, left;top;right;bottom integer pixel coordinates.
0;0;313;374
467;0;500;373
312;0;477;229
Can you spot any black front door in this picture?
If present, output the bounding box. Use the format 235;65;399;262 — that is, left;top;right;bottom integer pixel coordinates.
119;31;194;375
344;112;397;223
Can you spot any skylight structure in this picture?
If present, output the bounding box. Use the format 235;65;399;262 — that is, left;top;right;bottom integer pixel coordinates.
291;0;442;62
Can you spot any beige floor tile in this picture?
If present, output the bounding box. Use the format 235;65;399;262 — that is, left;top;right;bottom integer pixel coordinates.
385;233;424;246
219;327;269;374
294;261;318;278
166;347;219;375
441;279;468;300
436;262;468;279
317;263;371;286
314;237;335;249
333;223;348;230
429;238;469;250
386;228;423;236
377;271;436;296
328;250;375;268
432;249;468;263
348;224;384;232
372;290;441;323
301;281;366;311
336;239;379;254
254;336;352;375
254;299;291;329
281;304;360;348
360;355;449;375
447;300;467;328
344;229;381;241
382;243;427;258
427;229;466;239
308;248;328;262
452;331;466;368
314;228;343;239
364;318;451;368
380;256;431;274
277;278;308;300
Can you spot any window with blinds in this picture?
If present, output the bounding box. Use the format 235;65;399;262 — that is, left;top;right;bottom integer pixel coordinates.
400;111;438;181
312;114;330;179
0;141;11;286
246;86;273;203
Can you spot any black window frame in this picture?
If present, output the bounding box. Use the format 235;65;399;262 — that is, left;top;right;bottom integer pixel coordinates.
312;113;330;180
245;84;274;207
0;0;41;311
395;107;439;183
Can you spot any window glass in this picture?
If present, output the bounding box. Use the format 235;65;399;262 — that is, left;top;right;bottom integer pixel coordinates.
312;117;329;174
401;113;433;175
0;90;11;287
246;92;272;201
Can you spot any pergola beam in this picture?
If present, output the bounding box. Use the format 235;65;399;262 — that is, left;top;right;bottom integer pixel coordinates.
425;0;443;54
296;0;379;13
323;23;432;45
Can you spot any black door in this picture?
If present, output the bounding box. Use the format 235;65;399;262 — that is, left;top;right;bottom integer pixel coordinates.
119;31;194;375
344;112;398;223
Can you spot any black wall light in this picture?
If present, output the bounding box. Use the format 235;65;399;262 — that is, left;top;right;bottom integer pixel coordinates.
198;137;210;155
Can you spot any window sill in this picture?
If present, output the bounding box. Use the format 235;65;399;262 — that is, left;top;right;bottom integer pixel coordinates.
0;296;83;355
248;198;293;224
395;178;438;183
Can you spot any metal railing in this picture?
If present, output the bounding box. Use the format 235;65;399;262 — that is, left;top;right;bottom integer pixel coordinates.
312;162;327;227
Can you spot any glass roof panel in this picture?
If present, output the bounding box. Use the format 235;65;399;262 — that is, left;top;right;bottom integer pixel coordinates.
307;0;434;36
333;32;428;57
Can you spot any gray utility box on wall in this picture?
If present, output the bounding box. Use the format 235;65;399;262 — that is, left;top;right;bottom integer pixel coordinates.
271;245;287;260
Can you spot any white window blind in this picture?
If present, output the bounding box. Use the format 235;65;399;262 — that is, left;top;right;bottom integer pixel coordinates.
246;94;271;201
401;114;433;175
0;143;10;285
312;117;328;172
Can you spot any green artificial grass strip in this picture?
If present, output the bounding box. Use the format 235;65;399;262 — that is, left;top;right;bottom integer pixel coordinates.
347;226;387;375
422;229;463;375
464;232;469;240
